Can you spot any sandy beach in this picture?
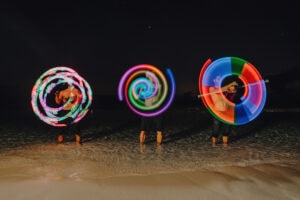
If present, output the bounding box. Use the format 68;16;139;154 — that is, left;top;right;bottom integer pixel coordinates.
0;109;299;200
0;140;299;200
0;160;299;200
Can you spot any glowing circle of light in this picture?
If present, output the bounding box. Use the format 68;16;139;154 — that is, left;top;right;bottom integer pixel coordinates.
198;57;267;125
31;66;93;127
118;64;176;117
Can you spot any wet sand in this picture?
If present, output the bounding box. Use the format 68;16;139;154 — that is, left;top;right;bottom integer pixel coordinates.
0;141;299;200
0;162;299;200
0;109;299;199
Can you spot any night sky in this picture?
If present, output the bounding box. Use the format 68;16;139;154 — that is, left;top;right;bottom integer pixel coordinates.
1;1;299;96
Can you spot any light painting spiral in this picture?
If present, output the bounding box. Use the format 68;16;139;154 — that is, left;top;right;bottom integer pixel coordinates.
31;66;93;127
118;64;176;117
198;57;267;125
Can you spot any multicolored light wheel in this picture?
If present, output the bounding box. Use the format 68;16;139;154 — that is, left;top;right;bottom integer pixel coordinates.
198;57;267;125
118;64;176;117
31;66;93;127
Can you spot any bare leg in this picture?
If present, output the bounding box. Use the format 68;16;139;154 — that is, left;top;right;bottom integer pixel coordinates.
222;136;228;147
156;131;162;145
212;136;217;147
57;134;64;144
75;134;81;144
139;131;146;144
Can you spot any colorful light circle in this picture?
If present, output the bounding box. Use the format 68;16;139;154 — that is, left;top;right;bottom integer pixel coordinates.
198;57;267;125
118;64;176;117
31;66;93;127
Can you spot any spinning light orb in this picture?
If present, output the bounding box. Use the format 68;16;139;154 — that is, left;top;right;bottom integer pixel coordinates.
31;66;93;127
118;64;176;117
198;57;267;125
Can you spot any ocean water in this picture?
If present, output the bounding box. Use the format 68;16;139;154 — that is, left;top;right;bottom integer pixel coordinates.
0;107;299;179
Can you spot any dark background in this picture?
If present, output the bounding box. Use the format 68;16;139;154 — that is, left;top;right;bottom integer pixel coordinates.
1;1;299;121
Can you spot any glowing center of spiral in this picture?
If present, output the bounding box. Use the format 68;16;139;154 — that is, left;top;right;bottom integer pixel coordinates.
198;57;267;125
118;64;176;117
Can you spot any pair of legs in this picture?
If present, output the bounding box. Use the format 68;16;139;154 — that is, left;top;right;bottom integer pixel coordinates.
212;118;231;146
57;122;81;144
140;130;162;145
56;111;81;144
57;133;81;144
139;115;163;145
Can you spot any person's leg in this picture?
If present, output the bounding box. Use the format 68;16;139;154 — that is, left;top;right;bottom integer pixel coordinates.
75;134;81;144
58;126;67;144
156;131;162;145
222;135;228;146
139;130;146;144
57;134;64;144
140;117;148;144
212;118;220;146
222;124;231;146
57;110;69;144
154;115;163;145
70;122;81;144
